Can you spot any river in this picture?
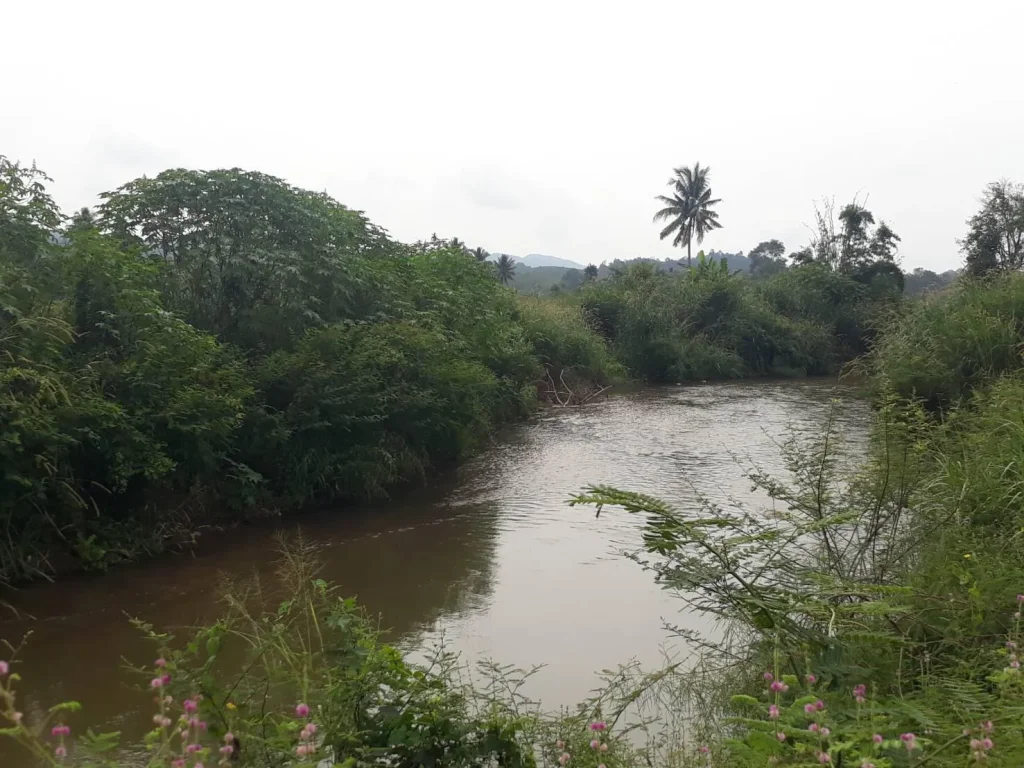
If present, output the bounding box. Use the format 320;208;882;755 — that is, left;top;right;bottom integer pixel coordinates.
0;380;869;765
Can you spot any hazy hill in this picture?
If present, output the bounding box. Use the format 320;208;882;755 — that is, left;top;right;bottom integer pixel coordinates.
488;252;586;269
518;253;585;269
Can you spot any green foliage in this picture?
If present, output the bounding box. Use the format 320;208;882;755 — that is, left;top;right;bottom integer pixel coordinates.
0;540;548;768
573;383;1024;766
870;272;1024;409
516;297;623;386
97;167;389;351
0;205;250;581
251;321;502;504
579;260;871;382
0;159;620;580
961;180;1024;276
747;239;788;279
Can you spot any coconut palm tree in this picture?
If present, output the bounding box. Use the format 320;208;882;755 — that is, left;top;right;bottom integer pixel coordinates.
653;163;722;267
471;247;489;262
495;254;516;285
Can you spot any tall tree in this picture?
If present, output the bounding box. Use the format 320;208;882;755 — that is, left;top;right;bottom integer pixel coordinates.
471;246;489;262
809;198;900;273
838;203;876;270
495;253;516;286
748;239;788;278
97;168;385;350
961;180;1024;276
583;264;598;280
653;163;722;267
869;221;901;262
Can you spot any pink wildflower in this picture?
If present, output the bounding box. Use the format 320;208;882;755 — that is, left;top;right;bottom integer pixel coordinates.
763;672;774;681
155;658;167;668
971;739;982;750
183;699;198;714
224;732;235;744
172;761;185;768
817;752;831;764
220;746;234;756
295;703;310;718
162;717;172;728
804;703;817;714
768;704;780;719
981;738;993;750
769;681;789;693
195;764;204;768
600;743;608;753
809;723;820;733
853;684;867;698
815;699;825;711
856;696;866;704
558;753;571;765
590;721;607;731
555;740;565;749
0;661;8;676
161;674;171;686
776;732;786;742
806;674;817;684
151;677;164;689
1011;660;1021;669
1017;594;1024;603
54;745;67;759
598;765;606;768
821;727;831;737
51;724;71;737
872;734;883;744
901;733;918;751
186;743;202;754
981;721;994;733
698;745;710;754
590;739;601;750
862;764;875;768
1008;641;1017;649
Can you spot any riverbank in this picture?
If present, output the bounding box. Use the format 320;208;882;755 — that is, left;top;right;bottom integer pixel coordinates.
0;381;867;768
1;157;898;586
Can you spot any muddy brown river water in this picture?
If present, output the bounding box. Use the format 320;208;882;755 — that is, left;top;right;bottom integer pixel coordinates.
0;380;869;765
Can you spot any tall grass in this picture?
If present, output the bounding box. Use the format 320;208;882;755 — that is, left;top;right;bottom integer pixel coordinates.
870;273;1024;409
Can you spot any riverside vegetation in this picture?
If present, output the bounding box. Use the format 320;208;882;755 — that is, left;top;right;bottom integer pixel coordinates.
0;158;903;582
5;155;1024;766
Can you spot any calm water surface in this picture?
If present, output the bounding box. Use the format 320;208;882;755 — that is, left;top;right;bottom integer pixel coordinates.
0;380;869;765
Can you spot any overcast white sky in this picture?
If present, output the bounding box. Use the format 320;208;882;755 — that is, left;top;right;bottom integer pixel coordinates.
5;1;1023;271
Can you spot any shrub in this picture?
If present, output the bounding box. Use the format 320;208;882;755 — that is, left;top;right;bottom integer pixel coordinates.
870;273;1024;409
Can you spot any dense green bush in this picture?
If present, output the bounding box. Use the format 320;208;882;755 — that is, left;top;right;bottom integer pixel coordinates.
578;257;879;382
574;380;1024;766
871;273;1024;409
515;296;624;389
0;225;250;581
0;158;615;581
250;321;504;504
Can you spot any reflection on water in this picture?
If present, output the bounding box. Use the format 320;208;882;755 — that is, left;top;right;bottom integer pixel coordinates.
0;380;868;764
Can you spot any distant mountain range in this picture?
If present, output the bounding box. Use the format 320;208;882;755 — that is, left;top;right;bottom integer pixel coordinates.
489;252;586;269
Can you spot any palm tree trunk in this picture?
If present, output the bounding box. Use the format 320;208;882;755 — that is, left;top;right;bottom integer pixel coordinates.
687;237;692;268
